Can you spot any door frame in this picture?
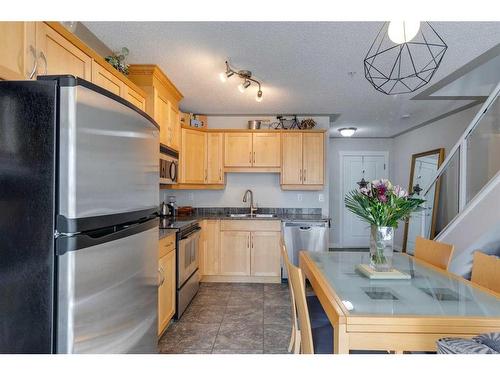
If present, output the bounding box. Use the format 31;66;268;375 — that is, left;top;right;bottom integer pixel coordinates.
338;151;390;248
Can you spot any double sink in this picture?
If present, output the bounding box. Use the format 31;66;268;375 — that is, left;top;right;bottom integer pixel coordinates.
226;213;277;218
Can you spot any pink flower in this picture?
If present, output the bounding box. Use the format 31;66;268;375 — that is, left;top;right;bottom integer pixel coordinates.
393;185;408;198
378;194;387;203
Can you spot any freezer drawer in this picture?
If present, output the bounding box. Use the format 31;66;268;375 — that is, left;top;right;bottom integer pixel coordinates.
57;220;158;353
58;83;159;222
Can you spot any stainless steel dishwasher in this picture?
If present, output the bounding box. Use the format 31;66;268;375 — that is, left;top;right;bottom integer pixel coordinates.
282;220;329;279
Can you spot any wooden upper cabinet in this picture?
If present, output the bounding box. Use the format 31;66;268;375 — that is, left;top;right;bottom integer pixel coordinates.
207;133;224;184
251;231;281;277
91;60;122;96
224;133;253;167
281;133;303;185
122;84;146;111
155;91;171;146
220;231;251;276
0;22;36;80
36;22;91;79
181;128;206;183
302;133;324;185
170;105;181;151
128;65;184;151
252;133;281;167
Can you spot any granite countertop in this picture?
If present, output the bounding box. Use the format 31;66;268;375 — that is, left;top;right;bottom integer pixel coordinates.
159;228;178;240
172;213;330;223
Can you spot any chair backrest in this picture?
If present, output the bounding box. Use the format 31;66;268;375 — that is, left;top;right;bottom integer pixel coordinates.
414;236;455;270
471;251;500;294
285;254;314;354
280;238;299;345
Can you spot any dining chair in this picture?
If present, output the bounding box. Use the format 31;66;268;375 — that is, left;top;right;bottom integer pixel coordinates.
280;239;331;353
471;251;500;294
414;236;455;270
283;249;333;354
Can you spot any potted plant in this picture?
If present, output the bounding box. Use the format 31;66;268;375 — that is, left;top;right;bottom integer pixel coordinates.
345;179;424;271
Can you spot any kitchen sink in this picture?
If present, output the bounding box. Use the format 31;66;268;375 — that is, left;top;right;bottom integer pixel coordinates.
226;213;277;218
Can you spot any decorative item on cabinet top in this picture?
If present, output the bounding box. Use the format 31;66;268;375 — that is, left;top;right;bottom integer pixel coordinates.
105;47;130;75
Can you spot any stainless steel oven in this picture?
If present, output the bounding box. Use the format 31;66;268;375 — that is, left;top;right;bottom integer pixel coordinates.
175;222;201;318
160;145;178;184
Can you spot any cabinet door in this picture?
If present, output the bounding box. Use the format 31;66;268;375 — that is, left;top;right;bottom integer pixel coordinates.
201;220;221;275
36;22;91;79
252;133;281;167
155;91;170;146
91;60;123;96
123;84;146;111
0;22;36;80
250;232;281;277
206;133;224;184
158;250;175;335
281;133;303;184
220;231;251;276
169;104;180;151
181;128;206;183
224;133;253;167
302;133;324;185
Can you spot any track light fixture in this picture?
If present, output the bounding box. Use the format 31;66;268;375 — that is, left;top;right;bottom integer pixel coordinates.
219;61;264;103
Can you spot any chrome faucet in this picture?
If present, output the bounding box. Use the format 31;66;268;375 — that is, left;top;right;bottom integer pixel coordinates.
242;189;257;215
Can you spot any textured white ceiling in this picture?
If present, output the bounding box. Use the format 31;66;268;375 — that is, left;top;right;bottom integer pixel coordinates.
84;22;500;137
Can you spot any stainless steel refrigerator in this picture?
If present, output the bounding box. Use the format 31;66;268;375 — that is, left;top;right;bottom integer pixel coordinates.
0;76;159;353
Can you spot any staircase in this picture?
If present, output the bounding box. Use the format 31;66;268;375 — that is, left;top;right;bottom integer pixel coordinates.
410;81;500;277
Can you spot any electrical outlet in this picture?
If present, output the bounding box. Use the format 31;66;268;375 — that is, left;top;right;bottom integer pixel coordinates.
318;194;324;202
297;194;303;202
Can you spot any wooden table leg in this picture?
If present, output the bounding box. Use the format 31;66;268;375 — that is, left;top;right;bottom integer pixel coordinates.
334;323;349;354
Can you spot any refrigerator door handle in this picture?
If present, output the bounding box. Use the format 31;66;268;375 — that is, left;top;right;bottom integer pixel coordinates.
56;217;158;255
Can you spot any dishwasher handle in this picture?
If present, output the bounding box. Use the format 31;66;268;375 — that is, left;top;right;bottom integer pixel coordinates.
299;226;313;231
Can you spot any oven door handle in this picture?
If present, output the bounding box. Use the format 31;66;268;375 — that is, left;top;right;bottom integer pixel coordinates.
180;227;202;240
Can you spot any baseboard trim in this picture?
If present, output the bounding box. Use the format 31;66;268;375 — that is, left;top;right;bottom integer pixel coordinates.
200;275;281;284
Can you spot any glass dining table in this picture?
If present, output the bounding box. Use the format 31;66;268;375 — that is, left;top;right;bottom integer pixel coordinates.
299;251;500;354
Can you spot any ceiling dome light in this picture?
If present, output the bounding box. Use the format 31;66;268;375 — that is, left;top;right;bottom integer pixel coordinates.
238;80;251;93
219;72;227;83
388;21;420;44
338;127;357;137
256;90;263;102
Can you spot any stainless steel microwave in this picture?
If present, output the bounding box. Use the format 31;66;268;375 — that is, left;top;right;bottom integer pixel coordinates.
160;145;178;184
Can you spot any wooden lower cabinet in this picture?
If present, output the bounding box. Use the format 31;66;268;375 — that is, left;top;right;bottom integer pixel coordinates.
220;231;251;276
250;231;281;277
158;235;176;335
200;220;220;275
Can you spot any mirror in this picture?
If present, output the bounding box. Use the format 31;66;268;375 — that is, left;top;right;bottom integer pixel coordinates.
403;148;445;253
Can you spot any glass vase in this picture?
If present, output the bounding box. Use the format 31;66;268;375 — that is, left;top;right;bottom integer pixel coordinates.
369;225;394;271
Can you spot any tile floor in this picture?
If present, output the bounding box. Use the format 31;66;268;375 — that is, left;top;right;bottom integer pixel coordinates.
158;282;292;354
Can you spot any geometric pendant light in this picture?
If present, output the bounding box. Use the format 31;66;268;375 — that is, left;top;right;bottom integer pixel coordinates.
364;22;448;95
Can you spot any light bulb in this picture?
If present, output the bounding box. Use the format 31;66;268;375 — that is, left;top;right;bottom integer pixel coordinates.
256;90;263;102
219;72;227;83
388;21;420;44
338;127;357;137
238;83;245;93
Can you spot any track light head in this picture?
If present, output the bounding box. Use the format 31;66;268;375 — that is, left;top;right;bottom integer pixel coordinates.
238;80;251;93
256;90;263;102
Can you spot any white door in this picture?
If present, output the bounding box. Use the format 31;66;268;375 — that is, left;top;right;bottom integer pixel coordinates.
341;154;388;248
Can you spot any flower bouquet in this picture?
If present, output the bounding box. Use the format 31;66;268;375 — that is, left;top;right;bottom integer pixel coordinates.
345;179;424;271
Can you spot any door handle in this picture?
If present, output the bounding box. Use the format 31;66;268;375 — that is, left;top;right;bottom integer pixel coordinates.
28;45;38;79
253;151;256;164
158;266;165;286
249;152;252;164
39;51;47;75
299;169;302;182
219;168;222;181
303;169;306;182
